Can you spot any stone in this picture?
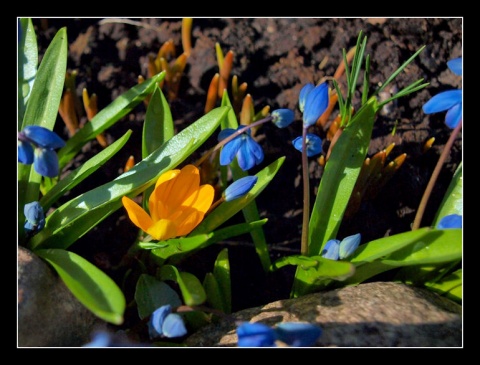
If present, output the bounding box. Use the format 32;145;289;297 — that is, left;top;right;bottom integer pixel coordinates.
18;247;103;347
183;281;462;347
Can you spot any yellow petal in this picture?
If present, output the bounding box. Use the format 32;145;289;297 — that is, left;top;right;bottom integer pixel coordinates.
163;165;201;211
190;184;215;212
175;209;203;236
147;219;178;241
150;169;180;218
122;196;153;233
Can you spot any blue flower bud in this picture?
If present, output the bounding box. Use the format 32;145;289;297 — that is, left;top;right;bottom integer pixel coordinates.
436;214;462;229
224;176;258;202
271;108;295;128
302;82;329;127
338;233;361;259
148;305;187;339
321;239;340;260
24;201;45;233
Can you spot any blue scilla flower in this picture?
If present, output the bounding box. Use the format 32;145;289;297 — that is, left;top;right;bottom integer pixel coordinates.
218;126;264;171
24;201;45;234
224;176;258;202
299;82;329;127
271;108;295;128
292;133;322;157
18;125;66;177
436;214;462;229
321;233;361;260
148;304;187;339
236;321;323;347
422;57;462;129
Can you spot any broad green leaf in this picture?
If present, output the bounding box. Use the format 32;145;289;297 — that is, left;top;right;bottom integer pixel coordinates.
203;273;225;312
192;157;284;235
342;228;462;286
151;219;267;265
57;72;165;169
18;17;38;124
278;255;355;298
308;97;377;256
159;265;207;306
35;248;125;325
134;274;182;320
29;106;229;251
39;130;132;211
433;162;463;226
425;269;462;302
18;26;68;244
142;85;174;158
213;248;231;313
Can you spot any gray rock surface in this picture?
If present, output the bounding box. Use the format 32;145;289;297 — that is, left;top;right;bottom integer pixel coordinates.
18;247;103;347
184;281;462;347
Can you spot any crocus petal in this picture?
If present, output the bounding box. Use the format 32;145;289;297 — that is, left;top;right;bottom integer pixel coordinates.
298;83;314;113
122;196;154;233
271;108;295;128
303;82;329;127
321;239;340;260
437;214;462;229
147;218;178;241
237;322;277;347
18;140;34;164
150;169;181;221
34;147;60;177
162;314;187;338
224;176;258;201
447;57;462;76
423;90;462;114
188;184;215;213
149;305;172;338
445;102;462;129
220;136;243;166
339;233;361;259
162;165;201;212
23;125;65;149
275;322;322;347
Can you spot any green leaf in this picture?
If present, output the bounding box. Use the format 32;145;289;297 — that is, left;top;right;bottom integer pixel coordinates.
18;17;38;124
424;268;462;303
39;130;132;211
213;248;231;313
34;248;125;325
192;157;285;235
134;274;182;320
277;255;355;298
308;97;377;256
29;106;229;251
203;273;224;312
57;72;165;169
159;265;207;306
18;26;68;244
433;162;463;226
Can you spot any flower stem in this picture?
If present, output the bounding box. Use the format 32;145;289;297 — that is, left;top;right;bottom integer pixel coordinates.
195;116;273;168
411;120;462;230
301;126;310;255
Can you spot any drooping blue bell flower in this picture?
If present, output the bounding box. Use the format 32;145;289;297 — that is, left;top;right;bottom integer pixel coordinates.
275;322;323;347
18;125;66;177
300;82;329;127
218;126;264;171
422;57;462;129
292;133;323;157
236;322;277;347
224;176;258;202
148;304;187;339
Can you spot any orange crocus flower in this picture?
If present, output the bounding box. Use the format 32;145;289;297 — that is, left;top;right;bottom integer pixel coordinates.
122;164;214;241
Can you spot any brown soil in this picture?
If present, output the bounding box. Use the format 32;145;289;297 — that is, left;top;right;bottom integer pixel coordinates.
30;18;462;324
